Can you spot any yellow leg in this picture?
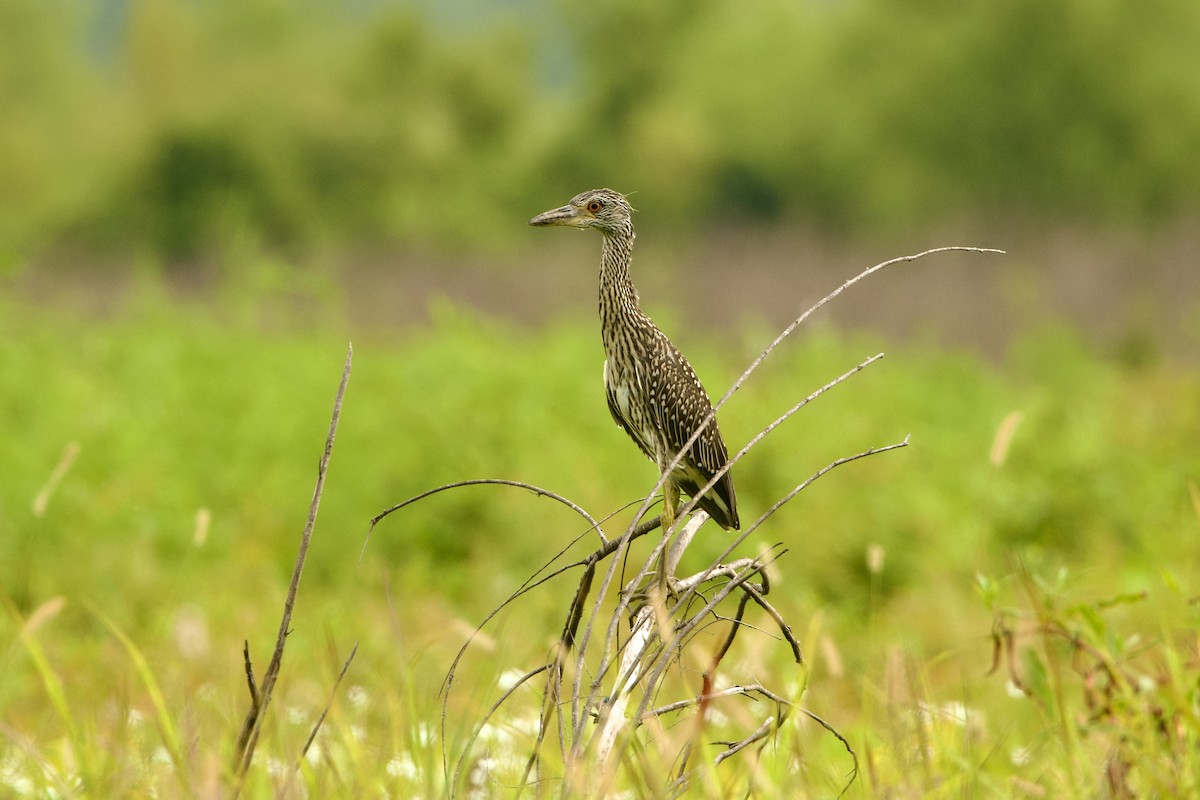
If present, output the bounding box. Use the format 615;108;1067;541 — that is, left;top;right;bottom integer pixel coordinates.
657;482;680;597
662;481;678;531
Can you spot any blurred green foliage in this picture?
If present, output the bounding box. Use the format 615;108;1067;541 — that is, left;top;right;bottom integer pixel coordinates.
1;0;1198;262
2;287;1198;794
2;288;1197;635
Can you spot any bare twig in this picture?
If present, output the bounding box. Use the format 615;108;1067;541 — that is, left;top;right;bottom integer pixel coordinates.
576;352;887;748
714;716;776;766
404;246;999;793
451;664;552;794
742;581;802;664
622;247;1005;562
588;247;1005;665
645;683;791;721
801;708;859;798
366;478;608;557
299;642;359;762
231;343;352;789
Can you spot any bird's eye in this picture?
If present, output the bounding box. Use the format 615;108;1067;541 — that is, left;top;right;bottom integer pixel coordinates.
586;200;603;213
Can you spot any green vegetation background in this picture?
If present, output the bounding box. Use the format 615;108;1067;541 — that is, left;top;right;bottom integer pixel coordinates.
4;285;1199;795
3;0;1200;796
2;0;1199;262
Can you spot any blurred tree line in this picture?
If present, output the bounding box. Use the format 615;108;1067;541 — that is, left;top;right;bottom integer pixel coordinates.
2;0;1198;264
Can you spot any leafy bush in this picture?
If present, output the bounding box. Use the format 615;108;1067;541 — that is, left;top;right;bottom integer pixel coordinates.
2;0;1199;261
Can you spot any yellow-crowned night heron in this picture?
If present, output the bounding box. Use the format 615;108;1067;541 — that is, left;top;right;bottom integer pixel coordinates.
529;188;739;534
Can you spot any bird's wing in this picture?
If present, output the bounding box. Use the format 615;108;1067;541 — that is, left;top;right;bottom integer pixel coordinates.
605;358;655;462
647;340;730;475
645;335;740;529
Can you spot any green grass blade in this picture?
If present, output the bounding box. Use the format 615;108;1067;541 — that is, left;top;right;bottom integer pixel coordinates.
85;599;195;800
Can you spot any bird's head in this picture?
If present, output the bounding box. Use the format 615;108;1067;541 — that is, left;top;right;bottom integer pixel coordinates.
528;188;633;235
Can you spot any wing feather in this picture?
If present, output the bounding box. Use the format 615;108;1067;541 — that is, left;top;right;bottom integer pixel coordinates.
645;333;740;529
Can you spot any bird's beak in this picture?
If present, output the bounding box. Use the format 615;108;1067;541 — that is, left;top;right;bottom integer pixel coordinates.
528;204;580;227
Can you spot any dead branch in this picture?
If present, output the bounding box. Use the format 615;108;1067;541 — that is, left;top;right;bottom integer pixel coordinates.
646;683;791;721
380;246;1000;796
714;715;777;766
231;343;352;791
241;640;259;711
574;352;889;749
742;581;802;664
437;511;663;781
589;435;910;742
450;664;552;794
620;247;1004;561
367;478;608;555
576;248;1004;703
299;642;359;762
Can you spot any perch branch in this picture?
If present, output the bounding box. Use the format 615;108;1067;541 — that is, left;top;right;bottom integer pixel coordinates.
576;352;885;746
621;247;1004;562
625;437;911;727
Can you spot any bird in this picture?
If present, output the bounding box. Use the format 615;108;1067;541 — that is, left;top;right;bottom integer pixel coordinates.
529;188;739;537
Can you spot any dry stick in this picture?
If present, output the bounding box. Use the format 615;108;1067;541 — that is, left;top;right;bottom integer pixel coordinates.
647;684;791;721
619;561;769;727
741;582;802;664
663;553;787;680
232;343;352;786
242;640;259;711
366;476;611;781
594;548;786;764
606;436;911;750
575;353;885;748
645;437;910;700
595;514;709;762
801;708;859;798
713;715;776;766
576;245;1008;681
366;478;608;556
680;555;802;665
449;663;553;795
299;642;360;762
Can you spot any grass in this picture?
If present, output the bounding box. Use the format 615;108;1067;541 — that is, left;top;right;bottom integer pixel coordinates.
1;280;1198;797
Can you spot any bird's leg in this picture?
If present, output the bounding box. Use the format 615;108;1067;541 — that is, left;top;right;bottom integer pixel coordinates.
656;481;680;597
661;480;678;532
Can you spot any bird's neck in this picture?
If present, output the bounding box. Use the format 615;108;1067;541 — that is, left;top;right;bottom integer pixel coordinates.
599;224;642;343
